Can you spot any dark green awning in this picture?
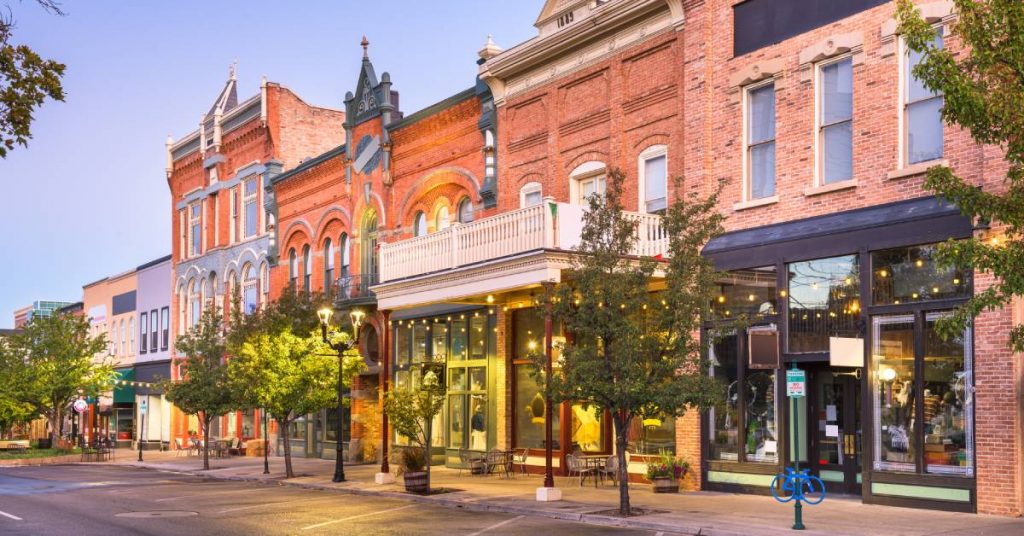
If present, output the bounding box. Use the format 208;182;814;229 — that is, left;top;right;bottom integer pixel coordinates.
113;368;135;404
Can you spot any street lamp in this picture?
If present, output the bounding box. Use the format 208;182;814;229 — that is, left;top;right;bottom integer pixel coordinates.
319;306;364;483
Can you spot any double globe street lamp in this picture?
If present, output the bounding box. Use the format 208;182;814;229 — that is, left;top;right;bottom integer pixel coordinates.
317;307;364;483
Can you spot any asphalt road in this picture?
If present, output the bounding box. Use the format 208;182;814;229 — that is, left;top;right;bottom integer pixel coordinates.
0;464;674;536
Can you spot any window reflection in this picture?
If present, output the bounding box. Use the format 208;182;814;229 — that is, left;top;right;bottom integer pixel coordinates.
873;315;916;472
745;370;777;463
571;403;603;453
872;244;969;305
924;313;972;475
514;365;560;449
787;255;860;353
710;332;739;461
712;266;777;321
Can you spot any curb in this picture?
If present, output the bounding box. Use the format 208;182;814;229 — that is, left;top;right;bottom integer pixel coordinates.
124;462;754;535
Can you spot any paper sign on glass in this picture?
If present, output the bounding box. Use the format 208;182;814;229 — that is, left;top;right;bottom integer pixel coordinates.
826;425;840;438
826;404;837;422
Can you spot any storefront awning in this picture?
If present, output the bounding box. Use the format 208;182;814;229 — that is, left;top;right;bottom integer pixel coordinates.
113;368;135;404
702;196;973;271
134;360;171;395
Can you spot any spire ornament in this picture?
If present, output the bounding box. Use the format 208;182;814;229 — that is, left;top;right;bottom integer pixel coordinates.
361;35;369;59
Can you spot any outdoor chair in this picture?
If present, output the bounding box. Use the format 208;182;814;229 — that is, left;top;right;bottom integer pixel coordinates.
601;454;619;485
511;448;529;477
228;437;242;456
484;449;510;478
174;438;185;456
457;449;484;476
566;454;598;487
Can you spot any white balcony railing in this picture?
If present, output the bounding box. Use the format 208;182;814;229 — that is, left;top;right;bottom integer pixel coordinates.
379;200;668;283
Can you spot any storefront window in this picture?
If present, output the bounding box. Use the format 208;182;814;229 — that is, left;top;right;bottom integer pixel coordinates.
571;403;604;453
745;371;778;463
873;315;917;472
713;266;778;320
325;406;349;443
431;320;447;360
226;411;237;437
514;364;560;449
787;255;860;353
871;244;970;305
452;319;468;360
242;409;255;438
628;415;675;455
514;308;544;358
710;332;739;461
412;324;427;363
924;313;972;475
448;395;465;449
290;416;306;440
470;315;487;360
395;324;411;369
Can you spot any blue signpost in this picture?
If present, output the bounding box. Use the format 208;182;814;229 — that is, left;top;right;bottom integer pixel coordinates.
772;364;825;530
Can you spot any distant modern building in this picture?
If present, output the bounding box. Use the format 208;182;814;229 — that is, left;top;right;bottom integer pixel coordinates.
13;300;73;327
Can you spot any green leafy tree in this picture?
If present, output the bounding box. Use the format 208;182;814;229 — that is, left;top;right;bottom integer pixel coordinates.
9;312;114;445
0;1;66;158
228;288;364;478
542;169;725;515
0;337;34;436
383;371;445;492
162;307;235;470
896;0;1024;350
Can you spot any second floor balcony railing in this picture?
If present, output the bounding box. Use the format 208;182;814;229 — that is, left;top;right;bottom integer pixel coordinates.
333;272;379;305
378;200;668;283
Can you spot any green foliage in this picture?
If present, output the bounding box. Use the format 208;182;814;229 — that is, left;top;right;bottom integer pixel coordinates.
644;450;690;481
227;288;364;478
394;446;427;474
0;1;66;158
896;0;1024;350
541;169;725;514
162;307;235;470
0;337;34;432
4;312;114;444
384;371;444;490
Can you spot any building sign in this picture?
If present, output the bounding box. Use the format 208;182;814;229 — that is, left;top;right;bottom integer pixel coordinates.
88;304;107;325
139;397;148;415
786;368;806;398
73;399;88;413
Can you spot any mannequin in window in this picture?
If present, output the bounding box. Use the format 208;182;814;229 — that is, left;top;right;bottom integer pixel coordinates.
470;398;486;451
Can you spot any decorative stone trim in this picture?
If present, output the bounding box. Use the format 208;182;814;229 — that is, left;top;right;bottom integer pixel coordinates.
732;195;779;212
728;58;785;88
880;0;955;57
886;158;949;181
804;180;857;197
798;32;864;66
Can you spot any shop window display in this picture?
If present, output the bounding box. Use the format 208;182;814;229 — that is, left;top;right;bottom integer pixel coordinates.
873;315;916;470
710;332;739;461
514;364;560;449
627;414;675;455
712;266;778;321
924;313;972;475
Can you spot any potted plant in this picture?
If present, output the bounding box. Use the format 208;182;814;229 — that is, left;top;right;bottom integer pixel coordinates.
644;451;689;493
394;447;428;492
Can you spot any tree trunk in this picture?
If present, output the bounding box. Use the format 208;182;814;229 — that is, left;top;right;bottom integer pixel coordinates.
425;418;432;493
613;414;632;516
281;417;294;479
202;418;210;470
48;409;61;447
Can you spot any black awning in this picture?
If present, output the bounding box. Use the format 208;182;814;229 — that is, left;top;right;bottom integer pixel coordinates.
134;360;172;395
702;196;973;271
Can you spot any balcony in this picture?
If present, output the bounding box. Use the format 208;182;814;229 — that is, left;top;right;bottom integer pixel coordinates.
332;272;379;308
375;201;667;308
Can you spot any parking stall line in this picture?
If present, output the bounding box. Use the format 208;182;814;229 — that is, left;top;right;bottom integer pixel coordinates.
466;515;525;536
0;509;23;521
300;504;415;531
155;486;274;503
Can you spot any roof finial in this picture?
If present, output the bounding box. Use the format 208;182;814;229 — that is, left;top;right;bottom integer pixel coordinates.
229;59;238;81
361;35;369;59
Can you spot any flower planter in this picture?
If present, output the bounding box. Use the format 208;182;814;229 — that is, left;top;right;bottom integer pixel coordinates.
652;477;679;493
403;471;428;493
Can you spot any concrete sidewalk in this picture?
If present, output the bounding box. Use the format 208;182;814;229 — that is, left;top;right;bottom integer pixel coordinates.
107;452;1022;536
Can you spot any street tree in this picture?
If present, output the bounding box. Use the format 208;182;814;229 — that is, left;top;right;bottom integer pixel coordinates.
228;289;364;478
0;1;66;158
162;307;235;470
896;0;1024;350
9;312;114;445
0;337;34;437
543;169;725;515
383;370;445;492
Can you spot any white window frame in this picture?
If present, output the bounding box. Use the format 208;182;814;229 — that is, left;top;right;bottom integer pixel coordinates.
742;80;777;202
189;202;202;257
289;249;298;288
898;28;945;169
242;264;258;314
414;211;428;237
814;55;855;187
129;317;134;355
229;187;238;244
243;177;259;239
435;205;450;232
569;161;607;205
637;145;668;214
140;312;148;354
520;182;542;208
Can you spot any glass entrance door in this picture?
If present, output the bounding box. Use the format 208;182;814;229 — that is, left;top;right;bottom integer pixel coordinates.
812;368;862;494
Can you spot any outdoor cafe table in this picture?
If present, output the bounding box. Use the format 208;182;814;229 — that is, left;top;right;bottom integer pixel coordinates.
579;455;607;488
485;450;514;479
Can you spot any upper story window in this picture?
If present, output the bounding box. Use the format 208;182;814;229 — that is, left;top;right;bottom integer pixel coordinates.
639;145;668;214
457;197;473;223
570;161;606;205
435;206;450;232
340;233;351;277
151;308;159;352
302;245;312;293
414;211;428;237
818;57;853;184
189;202;202;257
243;177;259;238
120;319;126;355
288;248;298;289
746;83;776;200
229;187;238;243
260;263;269;303
160;307;169;350
324;238;335;293
140;312;148;354
520;183;542;208
188;279;200;328
243;264;258;314
904;29;944;165
128;317;134;354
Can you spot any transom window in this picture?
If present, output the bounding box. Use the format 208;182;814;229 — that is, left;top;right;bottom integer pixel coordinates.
818;57;853;184
746;82;776;200
570;161;607;205
787;255;861;353
904;29;944;165
520;183;542;208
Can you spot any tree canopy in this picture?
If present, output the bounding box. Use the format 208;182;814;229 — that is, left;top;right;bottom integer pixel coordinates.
896;0;1024;350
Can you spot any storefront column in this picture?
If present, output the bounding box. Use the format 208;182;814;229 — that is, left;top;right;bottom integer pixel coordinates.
376;309;394;484
537;283;561;501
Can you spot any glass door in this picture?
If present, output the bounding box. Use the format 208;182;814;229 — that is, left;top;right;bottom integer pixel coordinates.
812;368;862;494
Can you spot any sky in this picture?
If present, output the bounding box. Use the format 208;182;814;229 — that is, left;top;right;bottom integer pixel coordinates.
0;0;539;328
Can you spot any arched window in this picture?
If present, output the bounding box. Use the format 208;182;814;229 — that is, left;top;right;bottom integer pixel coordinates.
520;182;542;208
111;323;118;355
288;248;298;289
569;161;607;205
177;283;186;332
324;238;335;294
302;245;312;293
205;273;216;310
413;211;428;237
243;264;258;314
188;279;200;328
361;210;379;283
129;317;134;355
638;145;668;214
457;197;473;223
435;206;450;232
260;262;269;302
340;233;351;277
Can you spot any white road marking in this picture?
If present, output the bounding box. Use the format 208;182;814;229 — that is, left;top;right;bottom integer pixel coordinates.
300;504;415;530
155;486;273;502
216;496;336;514
466;515;525;536
655;532;665;536
0;509;23;521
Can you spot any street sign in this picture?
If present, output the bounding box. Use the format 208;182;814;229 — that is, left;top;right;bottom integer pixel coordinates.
73;399;88;413
139;397;148;414
786;368;806;398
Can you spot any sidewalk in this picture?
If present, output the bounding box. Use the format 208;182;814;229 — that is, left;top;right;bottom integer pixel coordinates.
111;452;1022;536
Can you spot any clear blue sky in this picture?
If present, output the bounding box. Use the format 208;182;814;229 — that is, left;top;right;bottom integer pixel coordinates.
0;0;539;327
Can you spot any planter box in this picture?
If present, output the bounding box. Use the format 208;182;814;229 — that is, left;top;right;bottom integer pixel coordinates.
404;471;428;493
652;477;679;493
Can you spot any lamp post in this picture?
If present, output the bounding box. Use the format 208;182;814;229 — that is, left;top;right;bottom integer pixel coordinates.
318;307;364;483
262;408;270;475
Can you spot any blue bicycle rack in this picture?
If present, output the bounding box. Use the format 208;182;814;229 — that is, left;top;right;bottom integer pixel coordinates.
771;466;826;530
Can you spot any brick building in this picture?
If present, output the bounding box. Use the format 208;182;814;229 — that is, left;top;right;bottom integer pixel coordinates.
166;67;346;444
